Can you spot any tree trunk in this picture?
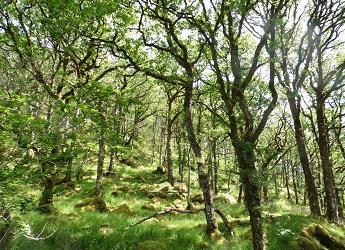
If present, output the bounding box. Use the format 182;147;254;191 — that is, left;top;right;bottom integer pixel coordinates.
292;165;299;204
184;83;218;236
166;102;174;185
96;129;105;196
283;162;291;200
287;96;321;216
273;168;278;197
178;137;185;183
237;184;243;204
38;175;54;213
186;147;192;210
235;142;264;250
108;150;116;172
316;97;338;223
335;189;343;220
65;156;73;183
212;140;218;194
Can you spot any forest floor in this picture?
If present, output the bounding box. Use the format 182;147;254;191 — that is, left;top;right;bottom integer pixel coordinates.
6;164;345;250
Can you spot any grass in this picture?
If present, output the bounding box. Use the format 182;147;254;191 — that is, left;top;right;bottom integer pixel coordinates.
5;164;345;250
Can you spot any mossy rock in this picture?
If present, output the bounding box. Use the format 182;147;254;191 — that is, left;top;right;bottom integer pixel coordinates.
137;240;167;250
160;186;170;192
128;190;137;195
37;204;56;214
290;236;322;250
158;182;172;192
146;192;155;198
194;241;210;249
118;185;130;192
142;203;156;212
173;183;187;193
290;223;345;250
111;191;119;197
191;193;204;203
214;194;237;204
110;204;133;216
172;199;184;209
74;197;107;212
157;192;168;199
168;192;182;200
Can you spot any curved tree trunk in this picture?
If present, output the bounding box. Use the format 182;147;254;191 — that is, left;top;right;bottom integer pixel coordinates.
184;83;218;236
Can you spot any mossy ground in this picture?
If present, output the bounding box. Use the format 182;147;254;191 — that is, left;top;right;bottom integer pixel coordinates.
6;165;345;250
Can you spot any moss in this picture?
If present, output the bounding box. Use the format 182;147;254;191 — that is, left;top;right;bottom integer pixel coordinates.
137;240;168;250
290;224;345;250
74;197;107;213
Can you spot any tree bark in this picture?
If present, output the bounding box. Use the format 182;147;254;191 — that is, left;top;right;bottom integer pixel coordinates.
315;96;338;223
108;150;116;172
234;141;264;250
38;175;54;213
96;129;105;196
287;95;321;216
166;101;174;186
184;83;218;235
292;164;299;204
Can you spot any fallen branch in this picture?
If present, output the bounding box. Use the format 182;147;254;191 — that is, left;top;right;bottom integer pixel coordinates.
126;208;204;229
23;223;57;241
214;208;233;236
126;207;233;236
143;191;187;194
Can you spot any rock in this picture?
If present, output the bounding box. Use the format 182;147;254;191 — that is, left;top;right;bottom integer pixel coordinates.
213;193;237;204
157;192;168;199
290;236;320;250
172;199;184;209
160;186;170;192
159;182;172;192
128;190;137;195
151;197;163;204
290;223;345;250
173;183;187;193
214;196;228;204
142;203;157;212
168;192;182;200
194;242;210;249
118;186;130;192
137;240;167;250
191;193;204;203
111;204;133;216
75;197;107;212
146;192;155;198
210;230;223;241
